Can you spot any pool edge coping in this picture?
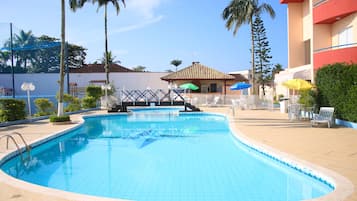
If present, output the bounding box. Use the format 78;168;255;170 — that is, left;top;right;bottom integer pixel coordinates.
0;114;131;201
226;113;354;201
0;110;354;201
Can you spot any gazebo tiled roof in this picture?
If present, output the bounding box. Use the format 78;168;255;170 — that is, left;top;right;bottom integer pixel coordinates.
70;63;133;73
161;62;235;81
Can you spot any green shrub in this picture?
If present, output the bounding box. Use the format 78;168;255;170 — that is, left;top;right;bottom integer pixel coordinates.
298;89;316;107
65;96;81;112
56;93;81;112
34;98;54;116
340;85;357;122
0;99;26;122
82;96;97;109
49;115;70;122
86;85;102;100
316;62;357;122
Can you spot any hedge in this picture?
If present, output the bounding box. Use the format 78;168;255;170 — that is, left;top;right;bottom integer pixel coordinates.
34;98;54;116
50;115;70;122
0;99;26;122
86;85;102;100
82;96;97;109
316;63;357;122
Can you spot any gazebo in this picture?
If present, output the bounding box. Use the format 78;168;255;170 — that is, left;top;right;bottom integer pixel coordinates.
161;62;246;95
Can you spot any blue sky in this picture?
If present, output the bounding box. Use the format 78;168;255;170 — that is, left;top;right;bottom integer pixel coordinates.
0;0;287;73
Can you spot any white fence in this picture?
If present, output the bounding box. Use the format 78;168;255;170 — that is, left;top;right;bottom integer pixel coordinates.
0;72;169;96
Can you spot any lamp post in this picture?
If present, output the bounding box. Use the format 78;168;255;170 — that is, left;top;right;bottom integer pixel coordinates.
101;84;111;109
21;82;35;117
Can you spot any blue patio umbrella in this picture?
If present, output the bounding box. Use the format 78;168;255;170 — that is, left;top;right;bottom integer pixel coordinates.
230;82;252;90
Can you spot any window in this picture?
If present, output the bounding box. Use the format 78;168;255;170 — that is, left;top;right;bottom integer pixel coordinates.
304;39;311;65
210;83;217;93
338;26;353;46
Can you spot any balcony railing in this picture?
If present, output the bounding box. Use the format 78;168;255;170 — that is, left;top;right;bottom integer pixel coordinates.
313;0;328;7
314;42;357;53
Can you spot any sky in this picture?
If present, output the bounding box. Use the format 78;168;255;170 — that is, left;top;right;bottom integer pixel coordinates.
0;0;287;73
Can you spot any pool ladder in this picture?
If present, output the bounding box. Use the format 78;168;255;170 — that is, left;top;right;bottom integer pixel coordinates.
0;132;31;162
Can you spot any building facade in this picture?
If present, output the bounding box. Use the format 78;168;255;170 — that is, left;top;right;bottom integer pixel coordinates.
280;0;357;83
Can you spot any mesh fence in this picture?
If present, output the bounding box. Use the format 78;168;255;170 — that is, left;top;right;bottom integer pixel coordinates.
0;23;62;74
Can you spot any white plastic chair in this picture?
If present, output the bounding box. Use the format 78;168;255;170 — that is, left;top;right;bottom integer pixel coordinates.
288;104;301;121
231;99;239;116
311;107;334;128
208;96;220;107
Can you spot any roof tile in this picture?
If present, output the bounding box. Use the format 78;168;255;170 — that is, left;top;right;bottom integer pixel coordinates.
161;62;235;80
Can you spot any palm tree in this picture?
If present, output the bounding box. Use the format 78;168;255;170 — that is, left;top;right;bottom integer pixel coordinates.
72;0;125;85
170;59;182;72
99;50;121;64
57;0;66;116
132;65;147;72
271;63;284;101
13;30;37;71
222;0;275;95
56;0;82;116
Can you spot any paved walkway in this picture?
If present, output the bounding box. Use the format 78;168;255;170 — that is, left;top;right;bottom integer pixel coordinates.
0;108;356;201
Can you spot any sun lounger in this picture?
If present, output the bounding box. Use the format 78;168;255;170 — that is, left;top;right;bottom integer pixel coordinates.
311;107;334;128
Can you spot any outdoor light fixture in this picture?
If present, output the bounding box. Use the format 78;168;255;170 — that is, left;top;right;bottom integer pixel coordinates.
21;82;35;117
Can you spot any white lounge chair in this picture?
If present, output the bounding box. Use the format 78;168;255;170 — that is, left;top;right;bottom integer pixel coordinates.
311;107;334;128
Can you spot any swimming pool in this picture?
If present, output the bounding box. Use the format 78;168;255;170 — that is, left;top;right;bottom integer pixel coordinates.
0;108;333;201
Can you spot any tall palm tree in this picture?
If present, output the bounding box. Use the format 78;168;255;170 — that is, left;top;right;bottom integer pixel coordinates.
57;0;82;116
222;0;275;95
57;0;66;116
72;0;125;85
170;59;182;72
99;50;121;64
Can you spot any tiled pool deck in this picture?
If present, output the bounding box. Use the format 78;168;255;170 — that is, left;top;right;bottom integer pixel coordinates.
0;108;356;201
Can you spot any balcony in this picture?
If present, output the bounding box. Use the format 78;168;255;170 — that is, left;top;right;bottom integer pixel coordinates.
313;44;357;69
313;0;357;24
280;0;303;3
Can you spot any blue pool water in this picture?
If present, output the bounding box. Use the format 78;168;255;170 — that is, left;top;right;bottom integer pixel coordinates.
0;108;333;201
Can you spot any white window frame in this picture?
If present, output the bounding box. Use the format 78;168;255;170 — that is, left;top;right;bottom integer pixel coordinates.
338;26;353;46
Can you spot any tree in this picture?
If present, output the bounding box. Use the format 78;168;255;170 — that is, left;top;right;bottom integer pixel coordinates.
222;0;275;95
170;59;182;72
0;52;11;73
33;35;86;72
72;0;126;85
67;43;87;69
57;0;83;116
32;35;61;73
253;14;272;96
272;63;283;77
132;65;146;72
58;0;66;116
12;30;37;72
99;50;120;64
270;63;284;100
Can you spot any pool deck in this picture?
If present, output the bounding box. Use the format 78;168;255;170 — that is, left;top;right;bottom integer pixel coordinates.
0;108;356;201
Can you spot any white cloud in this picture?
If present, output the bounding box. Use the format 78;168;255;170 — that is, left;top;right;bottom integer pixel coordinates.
110;15;163;34
126;0;163;19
